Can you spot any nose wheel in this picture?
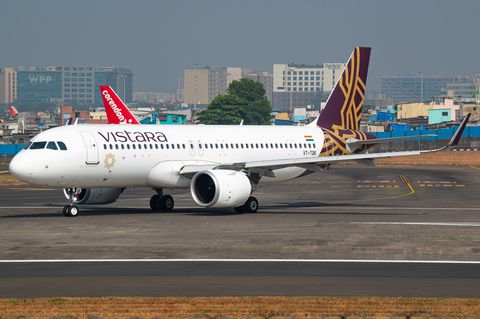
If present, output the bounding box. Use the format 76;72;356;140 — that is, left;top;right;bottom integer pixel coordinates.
63;187;80;217
63;205;79;217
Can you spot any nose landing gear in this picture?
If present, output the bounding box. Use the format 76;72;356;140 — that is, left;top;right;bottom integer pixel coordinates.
63;188;80;217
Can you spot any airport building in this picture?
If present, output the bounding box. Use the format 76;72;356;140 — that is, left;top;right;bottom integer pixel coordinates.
381;75;468;104
1;66;133;107
272;62;346;111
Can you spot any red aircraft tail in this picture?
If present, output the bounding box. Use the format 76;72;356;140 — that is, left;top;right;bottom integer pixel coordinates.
100;86;140;124
9;106;18;117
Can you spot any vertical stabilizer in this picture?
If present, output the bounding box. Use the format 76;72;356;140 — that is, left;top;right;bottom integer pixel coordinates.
317;47;371;130
100;85;140;124
9;106;18;117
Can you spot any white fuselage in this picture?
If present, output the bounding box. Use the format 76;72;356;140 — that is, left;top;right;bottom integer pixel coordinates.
10;124;325;188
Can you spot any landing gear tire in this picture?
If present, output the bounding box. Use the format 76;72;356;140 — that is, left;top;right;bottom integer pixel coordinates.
68;206;79;217
234;206;245;213
244;196;258;213
63;205;78;217
160;195;174;211
150;195;162;211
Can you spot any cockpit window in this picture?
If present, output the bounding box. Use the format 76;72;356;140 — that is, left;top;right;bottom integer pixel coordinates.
46;141;58;150
24;142;32;150
30;141;47;150
57;142;67;150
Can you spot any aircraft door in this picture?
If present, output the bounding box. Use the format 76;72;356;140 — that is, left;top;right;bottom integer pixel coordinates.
80;131;99;164
188;140;195;156
197;140;204;156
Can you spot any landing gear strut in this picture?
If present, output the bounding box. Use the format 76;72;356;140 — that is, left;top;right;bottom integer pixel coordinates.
234;196;258;214
63;188;80;217
150;189;174;211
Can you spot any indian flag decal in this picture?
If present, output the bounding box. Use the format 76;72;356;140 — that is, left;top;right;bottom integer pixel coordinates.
304;135;314;142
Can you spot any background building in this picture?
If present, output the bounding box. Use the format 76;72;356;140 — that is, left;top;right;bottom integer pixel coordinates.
441;74;480;99
0;68;17;104
381;75;467;104
5;65;132;107
184;66;227;106
133;92;177;104
184;66;273;106
226;68;273;103
93;67;133;106
272;62;346;111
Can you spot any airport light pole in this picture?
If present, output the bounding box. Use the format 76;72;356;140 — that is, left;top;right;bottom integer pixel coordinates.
287;68;295;115
419;71;424;101
121;74;127;102
191;62;199;112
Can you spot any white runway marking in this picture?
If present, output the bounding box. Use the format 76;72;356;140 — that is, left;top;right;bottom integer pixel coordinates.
0;259;479;264
349;222;480;227
0;207;59;209
295;206;480;211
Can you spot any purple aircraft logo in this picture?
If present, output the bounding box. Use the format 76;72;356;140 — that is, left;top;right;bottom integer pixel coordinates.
98;130;168;143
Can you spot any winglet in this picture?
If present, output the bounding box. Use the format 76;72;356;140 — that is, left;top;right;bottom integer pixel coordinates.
99;85;140;124
449;113;471;147
422;113;471;153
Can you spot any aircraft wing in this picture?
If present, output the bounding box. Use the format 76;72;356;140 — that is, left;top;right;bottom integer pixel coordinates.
180;114;471;176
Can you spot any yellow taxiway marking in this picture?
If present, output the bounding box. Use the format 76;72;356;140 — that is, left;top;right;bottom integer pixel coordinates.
469;166;480;171
323;175;415;204
0;170;10;174
357;185;400;188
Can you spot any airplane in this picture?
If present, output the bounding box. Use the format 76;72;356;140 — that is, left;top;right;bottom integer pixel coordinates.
9;47;471;217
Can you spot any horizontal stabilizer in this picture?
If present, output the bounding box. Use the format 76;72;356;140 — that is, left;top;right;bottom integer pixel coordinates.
346;135;436;152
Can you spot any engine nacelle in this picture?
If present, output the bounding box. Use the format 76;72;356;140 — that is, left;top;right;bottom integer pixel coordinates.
191;170;252;208
63;188;123;205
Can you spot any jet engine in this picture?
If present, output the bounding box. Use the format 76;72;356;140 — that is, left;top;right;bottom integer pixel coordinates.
191;170;252;208
62;188;124;205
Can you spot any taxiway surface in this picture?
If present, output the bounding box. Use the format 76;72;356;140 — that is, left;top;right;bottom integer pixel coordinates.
1;164;480;297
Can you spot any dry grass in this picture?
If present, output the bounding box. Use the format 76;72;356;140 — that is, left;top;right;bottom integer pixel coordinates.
1;297;479;319
0;174;27;186
372;151;480;166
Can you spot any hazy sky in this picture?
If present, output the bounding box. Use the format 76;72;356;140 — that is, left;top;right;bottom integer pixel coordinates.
1;0;479;94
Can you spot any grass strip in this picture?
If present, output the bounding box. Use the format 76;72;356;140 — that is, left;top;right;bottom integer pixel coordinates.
1;297;479;319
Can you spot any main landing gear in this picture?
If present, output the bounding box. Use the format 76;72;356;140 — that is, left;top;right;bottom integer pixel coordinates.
234;196;258;214
150;189;174;211
63;188;80;217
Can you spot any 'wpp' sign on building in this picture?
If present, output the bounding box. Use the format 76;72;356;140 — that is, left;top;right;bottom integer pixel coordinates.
16;71;62;104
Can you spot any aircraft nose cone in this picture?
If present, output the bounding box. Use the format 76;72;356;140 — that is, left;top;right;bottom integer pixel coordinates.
9;153;33;183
